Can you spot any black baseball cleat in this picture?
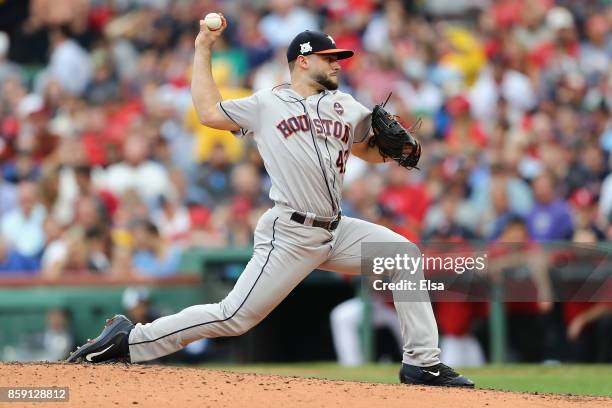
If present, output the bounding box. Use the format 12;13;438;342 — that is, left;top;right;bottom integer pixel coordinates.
399;363;475;388
66;315;134;363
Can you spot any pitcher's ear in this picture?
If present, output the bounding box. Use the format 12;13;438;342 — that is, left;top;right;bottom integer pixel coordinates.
297;55;309;69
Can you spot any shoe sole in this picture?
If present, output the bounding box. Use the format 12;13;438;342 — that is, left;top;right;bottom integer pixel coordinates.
400;378;475;388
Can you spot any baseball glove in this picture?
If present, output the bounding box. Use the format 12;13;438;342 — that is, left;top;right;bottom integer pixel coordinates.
369;105;422;170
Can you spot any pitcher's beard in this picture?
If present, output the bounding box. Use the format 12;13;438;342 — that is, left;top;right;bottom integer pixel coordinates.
313;73;338;91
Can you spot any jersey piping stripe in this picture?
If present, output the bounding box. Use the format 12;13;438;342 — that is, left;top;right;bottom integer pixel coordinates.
218;101;247;136
316;94;340;213
293;95;337;215
128;217;279;346
270;87;339;216
272;83;295;96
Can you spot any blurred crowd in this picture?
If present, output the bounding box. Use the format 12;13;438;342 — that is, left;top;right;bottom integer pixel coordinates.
0;0;608;276
0;0;610;363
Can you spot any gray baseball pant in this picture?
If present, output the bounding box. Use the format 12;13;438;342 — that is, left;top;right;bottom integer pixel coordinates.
128;204;440;366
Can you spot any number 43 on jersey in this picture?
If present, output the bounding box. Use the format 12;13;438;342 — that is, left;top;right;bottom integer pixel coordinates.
336;149;349;174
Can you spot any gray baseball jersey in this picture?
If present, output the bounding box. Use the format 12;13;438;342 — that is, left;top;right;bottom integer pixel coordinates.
218;84;371;217
127;84;441;367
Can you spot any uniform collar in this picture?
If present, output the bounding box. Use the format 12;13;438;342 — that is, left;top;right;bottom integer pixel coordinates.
273;83;335;100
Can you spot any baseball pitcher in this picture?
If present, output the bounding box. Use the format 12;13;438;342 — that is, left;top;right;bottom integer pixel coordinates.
67;14;474;388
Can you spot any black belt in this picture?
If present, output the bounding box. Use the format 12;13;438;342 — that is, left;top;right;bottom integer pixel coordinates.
290;212;341;231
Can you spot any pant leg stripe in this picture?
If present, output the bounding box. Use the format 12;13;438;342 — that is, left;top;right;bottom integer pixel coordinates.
129;217;279;346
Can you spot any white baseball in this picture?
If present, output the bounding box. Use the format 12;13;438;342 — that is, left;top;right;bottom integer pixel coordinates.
204;13;222;31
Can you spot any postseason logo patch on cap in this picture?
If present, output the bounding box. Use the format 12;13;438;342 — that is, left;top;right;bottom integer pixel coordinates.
287;30;354;62
300;42;313;54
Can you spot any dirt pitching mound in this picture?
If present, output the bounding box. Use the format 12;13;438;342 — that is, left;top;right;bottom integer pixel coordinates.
0;363;610;408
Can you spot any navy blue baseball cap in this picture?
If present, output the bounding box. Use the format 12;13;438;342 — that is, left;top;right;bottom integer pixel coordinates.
287;30;354;62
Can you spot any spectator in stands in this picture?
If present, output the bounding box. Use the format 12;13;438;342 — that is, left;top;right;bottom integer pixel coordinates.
511;1;550;52
122;287;161;325
444;95;487;155
186;143;234;207
0;31;23;85
112;189;150;233
258;0;319;48
539;6;579;71
37;166;61;217
243;142;271;196
379;164;430;240
59;230;88;276
423;182;479;237
481;175;514;240
396;59;444;117
45;24;92;96
110;244;133;278
251;48;292;91
230;163;270;210
183;61;250;164
330;294;402;366
151;193;191;242
222;197;256;247
527;170;574;240
39;308;74;361
103;134;173;205
427;225;486;367
40;226;87;277
564;231;612;362
84;226;111;273
597;169;612;226
74;194;106;229
131;219;182;278
186;206;227;249
210;34;249;86
374;202;419;247
490;217;552;362
84;49;121;105
0;177;18;217
40;215;67;275
53;163;112;226
233;6;274;70
41;217;110;278
566;301;612;362
569;188;604;240
0;238;39;273
29;0;90;31
579;15;611;85
469;54;537;128
341;171;385;220
478;163;534;239
1;181;46;263
565;143;607;198
211;163;272;246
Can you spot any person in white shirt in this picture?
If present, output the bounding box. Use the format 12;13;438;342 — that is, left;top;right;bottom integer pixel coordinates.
396;59;443;116
1;181;46;258
47;25;92;96
469;57;537;128
258;0;319;48
102;135;174;204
